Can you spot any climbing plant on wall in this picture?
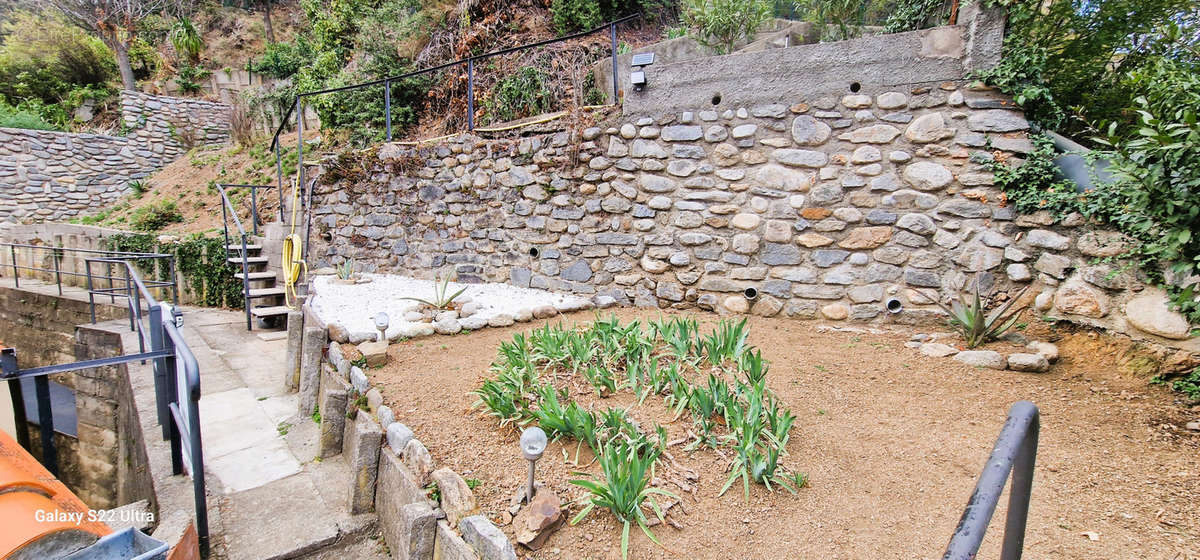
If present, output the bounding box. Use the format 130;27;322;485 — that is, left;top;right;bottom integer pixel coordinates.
104;232;245;309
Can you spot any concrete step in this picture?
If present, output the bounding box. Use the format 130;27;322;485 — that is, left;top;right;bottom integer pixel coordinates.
247;287;286;299
228;256;270;266
226;243;263;252
234;271;277;282
250;305;291;319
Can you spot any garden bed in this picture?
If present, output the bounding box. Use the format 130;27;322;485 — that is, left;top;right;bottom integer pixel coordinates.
366;309;1199;559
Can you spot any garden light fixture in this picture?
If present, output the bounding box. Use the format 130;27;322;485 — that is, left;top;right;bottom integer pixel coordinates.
374;312;389;342
520;426;547;503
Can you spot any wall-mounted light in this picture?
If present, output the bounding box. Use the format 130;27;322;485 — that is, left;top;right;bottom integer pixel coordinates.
520;426;547;503
374;312;389;342
630;52;655;93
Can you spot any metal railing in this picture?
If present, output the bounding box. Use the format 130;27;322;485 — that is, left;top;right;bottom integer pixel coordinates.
943;401;1040;560
267;14;639;194
3;242;177;303
1;259;208;556
217;183;269;330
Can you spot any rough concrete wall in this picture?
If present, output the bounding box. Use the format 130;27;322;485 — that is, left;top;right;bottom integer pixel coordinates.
308;82;1197;351
0;92;230;223
0;286;145;509
73;326;154;510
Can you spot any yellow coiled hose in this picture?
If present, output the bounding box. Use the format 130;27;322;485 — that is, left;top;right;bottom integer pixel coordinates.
283;178;307;309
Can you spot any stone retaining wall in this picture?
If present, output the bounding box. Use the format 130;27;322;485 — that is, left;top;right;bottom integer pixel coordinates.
0;91;230;223
293;308;515;560
308;82;1196;350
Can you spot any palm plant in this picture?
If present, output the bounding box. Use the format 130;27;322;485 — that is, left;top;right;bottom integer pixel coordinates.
570;439;677;560
930;279;1029;348
400;273;468;310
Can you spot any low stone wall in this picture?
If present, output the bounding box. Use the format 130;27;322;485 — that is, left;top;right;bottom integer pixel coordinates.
308;81;1196;351
292;308;515;560
0;91;230;223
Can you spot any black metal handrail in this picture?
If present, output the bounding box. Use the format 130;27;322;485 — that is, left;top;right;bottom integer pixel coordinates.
217;183;261;331
269;13;639;195
943;401;1040;560
1;258;209;556
2;242;177;303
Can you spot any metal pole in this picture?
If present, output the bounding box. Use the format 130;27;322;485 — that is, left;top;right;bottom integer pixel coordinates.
610;22;619;103
53;248;62;295
1001;411;1039;560
526;458;536;503
10;245;18;288
296;97;304;207
125;264;135;333
150;303;170;440
274;143;285;222
170;257;179;305
466;59;474;131
33;375;57;476
384;79;392;141
241;234;252;331
6;378;30;449
86;261;97;324
251;187;260;237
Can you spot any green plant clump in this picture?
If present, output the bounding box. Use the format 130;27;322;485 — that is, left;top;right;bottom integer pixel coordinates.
483;67;556;126
105;232;244;308
400;272;468;310
472;316;807;560
930;277;1028;349
1152;367;1200;403
128;200;184;232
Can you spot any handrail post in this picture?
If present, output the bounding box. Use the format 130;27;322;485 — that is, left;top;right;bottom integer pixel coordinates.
944;401;1039;560
251;186;260;237
240;234;252;331
275;142;285;222
296;97;304;204
384;79;392;141
2;349;32;451
150;303;171;440
610;21;619;103
53;247;62;295
466;59;474;131
10;244;18;288
86;260;97;324
170;256;179;305
33;375;57;476
125;264;136;333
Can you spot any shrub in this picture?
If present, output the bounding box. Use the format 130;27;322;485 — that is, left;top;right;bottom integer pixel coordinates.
0;101;63;131
129;200;184;231
0;10;117;118
682;0;772;54
550;0;644;33
174;64;212;94
483;67;556;125
247;38;314;79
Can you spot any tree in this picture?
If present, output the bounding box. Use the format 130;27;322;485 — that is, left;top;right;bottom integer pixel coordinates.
37;0;180;90
245;0;276;43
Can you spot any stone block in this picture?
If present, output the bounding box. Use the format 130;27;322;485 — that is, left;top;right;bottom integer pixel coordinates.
435;520;479;560
344;412;383;514
432;467;478;527
459;516;517;560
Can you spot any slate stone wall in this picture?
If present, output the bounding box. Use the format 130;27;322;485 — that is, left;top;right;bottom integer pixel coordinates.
0;91;230;223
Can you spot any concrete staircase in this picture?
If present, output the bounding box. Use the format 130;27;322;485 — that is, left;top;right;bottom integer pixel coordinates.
227;240;290;330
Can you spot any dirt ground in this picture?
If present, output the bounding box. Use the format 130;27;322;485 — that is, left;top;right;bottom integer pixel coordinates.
368;309;1200;560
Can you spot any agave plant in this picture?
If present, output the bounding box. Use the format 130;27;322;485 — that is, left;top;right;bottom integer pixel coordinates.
400;273;468;310
930;278;1029;349
335;258;355;280
570;439;677;560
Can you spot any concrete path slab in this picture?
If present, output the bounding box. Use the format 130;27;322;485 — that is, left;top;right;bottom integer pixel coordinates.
206;438;303;494
218;473;340;560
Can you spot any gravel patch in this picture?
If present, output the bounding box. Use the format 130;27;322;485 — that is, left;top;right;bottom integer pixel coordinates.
309;273;592;340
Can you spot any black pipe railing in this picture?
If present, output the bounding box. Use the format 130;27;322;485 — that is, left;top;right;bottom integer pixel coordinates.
1;259;209;556
2;242;177;305
217;183;264;331
943;401;1040;560
269;14;639;191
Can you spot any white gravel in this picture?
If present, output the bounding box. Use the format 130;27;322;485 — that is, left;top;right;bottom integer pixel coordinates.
309;273;592;340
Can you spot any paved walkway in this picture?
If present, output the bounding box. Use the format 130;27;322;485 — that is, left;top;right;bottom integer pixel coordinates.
1;278;387;559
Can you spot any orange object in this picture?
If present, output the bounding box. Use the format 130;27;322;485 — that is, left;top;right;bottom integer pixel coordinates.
0;427;112;558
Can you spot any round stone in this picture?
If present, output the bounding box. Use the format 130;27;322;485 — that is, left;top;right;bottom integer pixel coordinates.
791;116;832;146
731;213;762;230
902;161;954;190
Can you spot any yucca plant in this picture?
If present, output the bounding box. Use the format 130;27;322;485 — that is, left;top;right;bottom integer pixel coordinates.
930;279;1029;349
169;17;205;64
400;273;468;310
570;439;677;560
